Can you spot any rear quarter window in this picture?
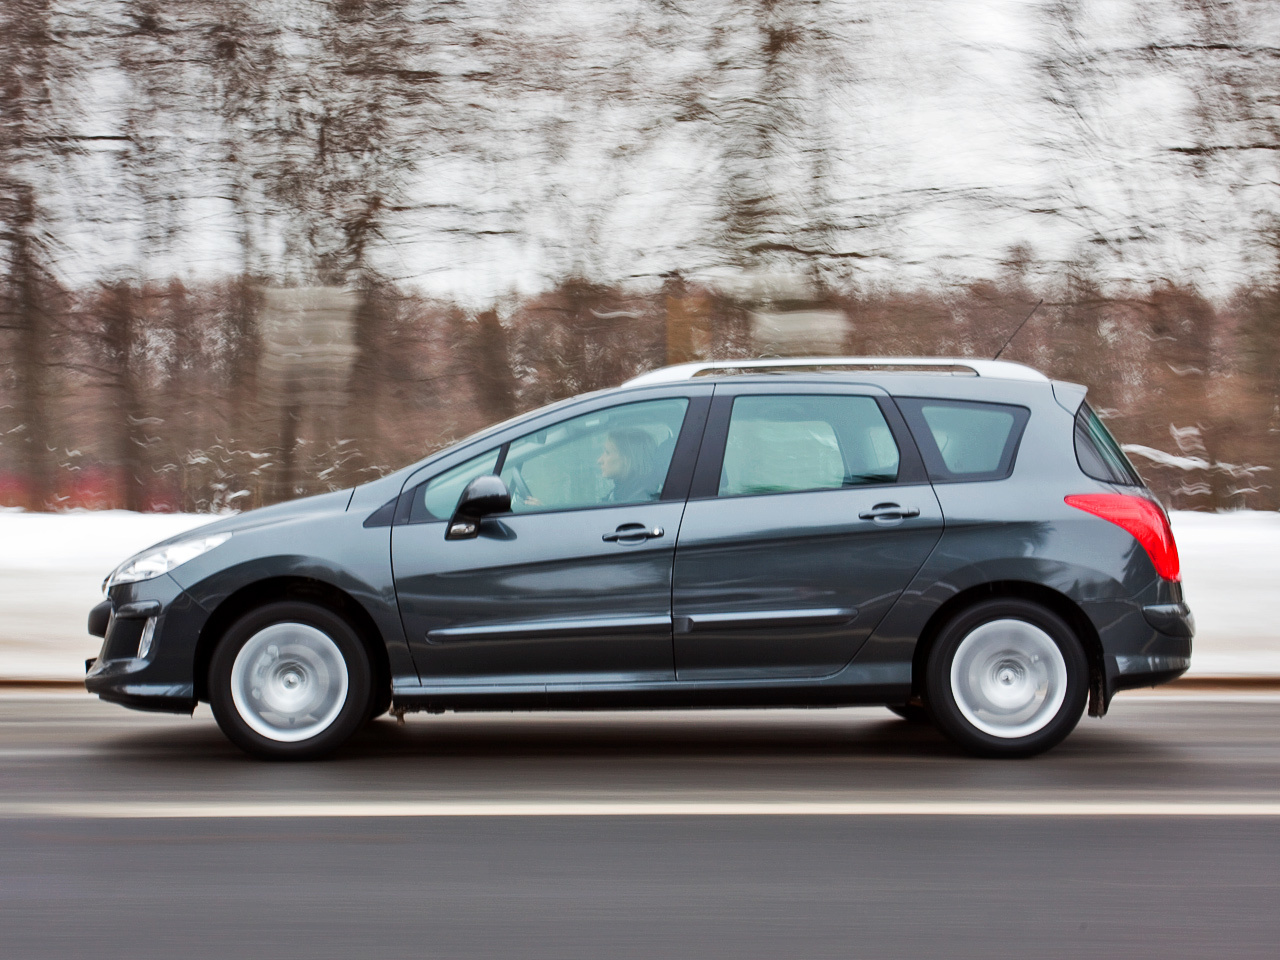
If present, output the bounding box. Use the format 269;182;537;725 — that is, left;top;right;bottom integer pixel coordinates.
896;397;1030;483
1074;403;1143;486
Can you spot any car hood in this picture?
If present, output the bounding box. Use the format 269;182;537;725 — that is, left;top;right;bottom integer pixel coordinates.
121;489;355;559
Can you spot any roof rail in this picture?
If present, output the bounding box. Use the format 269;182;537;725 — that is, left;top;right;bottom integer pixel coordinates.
623;356;1049;387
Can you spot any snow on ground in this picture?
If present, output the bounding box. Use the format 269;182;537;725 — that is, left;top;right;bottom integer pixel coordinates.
1166;511;1280;677
0;510;218;681
0;508;1275;681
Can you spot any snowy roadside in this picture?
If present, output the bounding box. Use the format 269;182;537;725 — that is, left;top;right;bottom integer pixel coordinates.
0;509;1276;682
1164;512;1280;677
0;510;218;682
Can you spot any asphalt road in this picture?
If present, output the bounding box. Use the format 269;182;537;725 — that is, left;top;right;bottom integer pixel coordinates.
3;692;1280;959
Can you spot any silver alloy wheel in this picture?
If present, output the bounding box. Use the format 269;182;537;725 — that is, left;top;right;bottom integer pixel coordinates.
949;618;1068;739
229;622;350;743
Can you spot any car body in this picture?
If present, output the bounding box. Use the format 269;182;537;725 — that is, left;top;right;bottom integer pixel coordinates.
84;357;1193;758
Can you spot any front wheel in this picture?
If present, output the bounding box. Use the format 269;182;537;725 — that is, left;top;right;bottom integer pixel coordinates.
209;601;372;760
925;599;1088;758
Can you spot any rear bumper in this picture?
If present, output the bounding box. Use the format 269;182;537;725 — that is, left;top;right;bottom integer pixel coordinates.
1109;602;1194;692
1111;650;1191;691
1141;602;1195;638
1084;598;1194;705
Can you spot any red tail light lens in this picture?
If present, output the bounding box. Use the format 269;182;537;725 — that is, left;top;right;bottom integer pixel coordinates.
1065;494;1180;581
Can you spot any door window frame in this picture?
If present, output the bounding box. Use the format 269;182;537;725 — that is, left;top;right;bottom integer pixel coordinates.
688;384;929;501
394;391;712;525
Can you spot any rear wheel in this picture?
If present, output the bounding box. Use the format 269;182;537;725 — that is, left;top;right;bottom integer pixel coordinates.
209;601;371;760
925;599;1088;758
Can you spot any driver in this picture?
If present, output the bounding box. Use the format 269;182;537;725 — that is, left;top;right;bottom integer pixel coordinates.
598;428;661;504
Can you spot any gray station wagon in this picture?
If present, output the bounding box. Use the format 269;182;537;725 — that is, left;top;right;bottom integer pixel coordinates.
85;357;1193;759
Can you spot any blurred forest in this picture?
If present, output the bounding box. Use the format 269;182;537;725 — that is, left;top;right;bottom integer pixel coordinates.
1;0;1278;512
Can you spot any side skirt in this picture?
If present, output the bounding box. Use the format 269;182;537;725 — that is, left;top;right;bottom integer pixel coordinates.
390;670;912;715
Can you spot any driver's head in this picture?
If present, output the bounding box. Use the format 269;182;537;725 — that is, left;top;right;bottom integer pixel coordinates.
599;428;658;483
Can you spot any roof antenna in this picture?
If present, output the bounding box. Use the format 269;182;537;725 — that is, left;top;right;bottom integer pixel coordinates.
993;299;1043;361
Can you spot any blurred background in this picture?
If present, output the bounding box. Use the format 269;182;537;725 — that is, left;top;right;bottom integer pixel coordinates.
3;10;1280;956
2;0;1278;514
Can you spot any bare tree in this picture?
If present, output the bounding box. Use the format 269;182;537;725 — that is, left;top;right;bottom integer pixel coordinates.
0;0;71;510
706;0;860;278
96;281;147;511
200;0;280;429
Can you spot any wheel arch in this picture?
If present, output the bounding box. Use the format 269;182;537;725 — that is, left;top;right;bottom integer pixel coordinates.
193;576;391;706
909;580;1108;717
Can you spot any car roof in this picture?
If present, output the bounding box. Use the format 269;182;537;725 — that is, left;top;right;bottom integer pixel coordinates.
623;357;1048;386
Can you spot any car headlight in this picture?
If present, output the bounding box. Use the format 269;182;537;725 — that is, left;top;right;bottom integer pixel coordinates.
104;533;232;591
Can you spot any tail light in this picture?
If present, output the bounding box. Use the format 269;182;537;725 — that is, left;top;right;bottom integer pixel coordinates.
1065;493;1181;582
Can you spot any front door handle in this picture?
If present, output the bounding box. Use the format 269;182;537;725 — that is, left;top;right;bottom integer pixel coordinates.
602;523;665;543
858;503;921;522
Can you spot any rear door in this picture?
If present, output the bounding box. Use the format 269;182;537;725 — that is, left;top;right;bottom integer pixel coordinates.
672;383;944;680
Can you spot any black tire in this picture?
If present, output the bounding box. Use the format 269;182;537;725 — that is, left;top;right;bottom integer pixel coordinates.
925;598;1088;758
887;703;932;724
209;601;372;760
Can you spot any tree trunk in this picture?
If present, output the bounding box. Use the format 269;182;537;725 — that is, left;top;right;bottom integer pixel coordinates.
102;282;145;512
344;277;387;483
8;186;55;510
472;308;516;423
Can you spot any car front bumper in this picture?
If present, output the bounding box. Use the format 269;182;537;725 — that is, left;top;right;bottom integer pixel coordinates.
84;573;208;715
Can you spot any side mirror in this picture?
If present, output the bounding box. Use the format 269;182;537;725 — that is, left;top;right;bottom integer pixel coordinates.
446;475;512;540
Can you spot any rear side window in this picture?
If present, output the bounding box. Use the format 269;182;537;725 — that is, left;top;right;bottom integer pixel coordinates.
897;397;1029;483
718;395;900;497
1075;403;1142;486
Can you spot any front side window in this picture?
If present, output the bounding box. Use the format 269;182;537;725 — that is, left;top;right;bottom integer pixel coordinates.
410;398;689;522
501;398;689;513
897;397;1029;482
718;395;900;498
413;449;501;522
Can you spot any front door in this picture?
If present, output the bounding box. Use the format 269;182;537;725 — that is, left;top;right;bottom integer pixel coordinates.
394;395;705;685
673;388;944;680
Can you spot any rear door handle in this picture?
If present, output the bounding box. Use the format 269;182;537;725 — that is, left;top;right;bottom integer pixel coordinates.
858;503;921;522
602;523;665;543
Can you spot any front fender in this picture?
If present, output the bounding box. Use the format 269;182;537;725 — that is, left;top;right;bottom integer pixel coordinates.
168;514;412;686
